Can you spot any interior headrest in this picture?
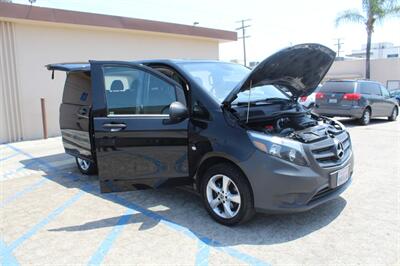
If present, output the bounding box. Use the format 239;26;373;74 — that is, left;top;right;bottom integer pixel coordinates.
110;80;124;91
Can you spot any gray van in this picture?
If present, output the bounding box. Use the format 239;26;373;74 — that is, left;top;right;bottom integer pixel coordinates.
314;80;398;125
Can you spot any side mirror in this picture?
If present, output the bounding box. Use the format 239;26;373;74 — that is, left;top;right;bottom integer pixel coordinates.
169;101;188;122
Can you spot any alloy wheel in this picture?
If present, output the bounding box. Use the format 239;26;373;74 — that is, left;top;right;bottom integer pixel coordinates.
206;174;241;219
363;110;370;124
77;158;90;171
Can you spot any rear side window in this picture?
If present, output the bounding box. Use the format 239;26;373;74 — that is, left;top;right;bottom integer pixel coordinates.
380;85;390;97
320;81;355;93
103;66;177;115
359;82;381;96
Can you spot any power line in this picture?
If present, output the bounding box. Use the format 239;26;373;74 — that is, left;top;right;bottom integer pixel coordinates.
334;38;344;57
236;19;251;67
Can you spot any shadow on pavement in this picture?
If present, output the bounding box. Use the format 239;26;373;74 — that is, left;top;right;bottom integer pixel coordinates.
20;154;347;247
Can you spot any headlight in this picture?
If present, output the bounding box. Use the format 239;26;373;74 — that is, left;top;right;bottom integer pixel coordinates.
247;131;308;166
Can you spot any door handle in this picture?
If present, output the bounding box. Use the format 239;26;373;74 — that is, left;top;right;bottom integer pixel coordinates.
77;107;89;119
102;123;127;131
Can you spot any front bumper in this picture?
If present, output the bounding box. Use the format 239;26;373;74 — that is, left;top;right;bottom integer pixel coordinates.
240;147;354;214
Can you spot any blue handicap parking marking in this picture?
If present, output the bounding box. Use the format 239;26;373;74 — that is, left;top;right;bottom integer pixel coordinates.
8;188;88;251
0;178;48;208
0;187;89;266
1;160;39;180
2;143;271;266
0;152;20;162
0;239;20;266
195;240;210;266
88;208;138;266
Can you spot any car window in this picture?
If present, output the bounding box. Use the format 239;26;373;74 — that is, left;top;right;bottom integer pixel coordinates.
103;66;177;115
380;86;390;97
320;81;355;93
143;74;177;114
359;82;381;96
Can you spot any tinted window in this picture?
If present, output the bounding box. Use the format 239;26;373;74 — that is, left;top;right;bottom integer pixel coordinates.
320;81;355;93
380;86;390;97
359;82;381;96
103;66;177;115
143;74;177;114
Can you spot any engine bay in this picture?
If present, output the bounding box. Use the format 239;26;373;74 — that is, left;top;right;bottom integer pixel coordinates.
232;104;345;143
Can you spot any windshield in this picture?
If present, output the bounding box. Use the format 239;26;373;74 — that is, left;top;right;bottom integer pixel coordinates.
233;84;290;104
179;62;250;102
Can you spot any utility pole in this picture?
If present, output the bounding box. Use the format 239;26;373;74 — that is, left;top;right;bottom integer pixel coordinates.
236;19;251;67
334;38;344;57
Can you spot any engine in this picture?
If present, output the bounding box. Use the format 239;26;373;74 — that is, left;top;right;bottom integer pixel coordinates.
248;113;344;143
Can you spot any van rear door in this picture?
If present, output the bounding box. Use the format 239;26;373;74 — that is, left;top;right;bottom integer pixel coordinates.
46;63;94;161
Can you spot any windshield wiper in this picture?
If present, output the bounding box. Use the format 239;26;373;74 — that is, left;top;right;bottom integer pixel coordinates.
262;97;291;102
235;97;290;106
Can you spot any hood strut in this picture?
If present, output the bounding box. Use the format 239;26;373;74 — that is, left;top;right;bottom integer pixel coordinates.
246;80;253;123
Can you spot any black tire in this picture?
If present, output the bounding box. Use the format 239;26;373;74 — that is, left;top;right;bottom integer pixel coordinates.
200;163;255;226
359;108;371;125
388;107;398;121
75;157;97;175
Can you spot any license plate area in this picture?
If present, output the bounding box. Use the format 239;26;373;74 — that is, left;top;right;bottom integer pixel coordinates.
330;165;350;188
328;98;337;103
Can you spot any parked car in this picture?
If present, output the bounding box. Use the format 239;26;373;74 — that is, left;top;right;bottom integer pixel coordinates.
298;85;321;108
47;44;353;225
390;89;400;105
314;80;398;125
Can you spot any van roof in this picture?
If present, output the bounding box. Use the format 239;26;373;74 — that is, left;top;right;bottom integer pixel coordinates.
46;59;230;72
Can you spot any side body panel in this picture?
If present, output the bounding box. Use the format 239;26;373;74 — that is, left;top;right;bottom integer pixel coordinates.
358;81;386;117
380;85;397;116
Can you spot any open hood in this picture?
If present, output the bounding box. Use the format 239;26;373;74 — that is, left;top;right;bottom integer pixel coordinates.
223;43;336;105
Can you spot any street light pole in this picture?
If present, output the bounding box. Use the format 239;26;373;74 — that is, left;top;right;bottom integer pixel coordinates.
236;19;251;67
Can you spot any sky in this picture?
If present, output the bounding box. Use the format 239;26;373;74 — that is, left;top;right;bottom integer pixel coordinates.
11;0;400;63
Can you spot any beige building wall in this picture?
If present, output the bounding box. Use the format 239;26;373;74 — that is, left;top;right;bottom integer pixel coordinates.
0;20;220;143
326;58;400;85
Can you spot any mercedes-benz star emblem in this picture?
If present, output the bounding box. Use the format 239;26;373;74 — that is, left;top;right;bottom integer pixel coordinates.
333;138;344;159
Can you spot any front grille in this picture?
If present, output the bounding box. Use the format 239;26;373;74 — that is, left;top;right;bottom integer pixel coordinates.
310;131;351;168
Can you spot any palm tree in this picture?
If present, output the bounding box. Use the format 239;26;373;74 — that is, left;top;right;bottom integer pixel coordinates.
335;0;400;79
